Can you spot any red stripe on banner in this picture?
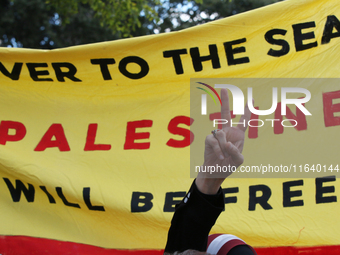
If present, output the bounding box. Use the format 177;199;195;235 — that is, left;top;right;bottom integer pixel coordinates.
0;236;163;255
255;245;340;255
0;236;340;255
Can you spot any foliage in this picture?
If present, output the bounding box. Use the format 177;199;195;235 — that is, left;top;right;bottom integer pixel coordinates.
0;0;119;48
0;0;282;49
153;0;282;33
46;0;161;37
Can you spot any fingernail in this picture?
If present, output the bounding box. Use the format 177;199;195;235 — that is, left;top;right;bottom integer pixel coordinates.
219;155;224;160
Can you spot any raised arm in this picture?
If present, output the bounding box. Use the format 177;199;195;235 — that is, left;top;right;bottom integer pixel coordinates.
164;88;252;254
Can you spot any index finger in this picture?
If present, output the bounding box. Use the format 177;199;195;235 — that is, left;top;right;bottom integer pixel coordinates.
237;100;252;132
220;88;231;128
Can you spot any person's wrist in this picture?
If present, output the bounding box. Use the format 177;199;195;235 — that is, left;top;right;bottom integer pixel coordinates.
195;175;225;195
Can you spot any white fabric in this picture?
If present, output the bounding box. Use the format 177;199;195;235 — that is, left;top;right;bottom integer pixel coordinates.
206;234;244;254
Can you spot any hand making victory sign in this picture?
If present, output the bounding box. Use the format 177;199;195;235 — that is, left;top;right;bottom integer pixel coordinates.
196;88;252;195
164;88;256;255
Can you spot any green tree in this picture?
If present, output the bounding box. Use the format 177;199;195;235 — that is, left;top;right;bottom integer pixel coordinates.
0;0;282;49
46;0;160;37
153;0;282;33
0;0;120;48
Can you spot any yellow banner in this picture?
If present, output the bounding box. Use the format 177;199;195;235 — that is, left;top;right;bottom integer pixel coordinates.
1;0;340;250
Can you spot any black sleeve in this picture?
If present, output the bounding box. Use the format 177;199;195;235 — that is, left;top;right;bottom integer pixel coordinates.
228;245;256;255
164;179;225;253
